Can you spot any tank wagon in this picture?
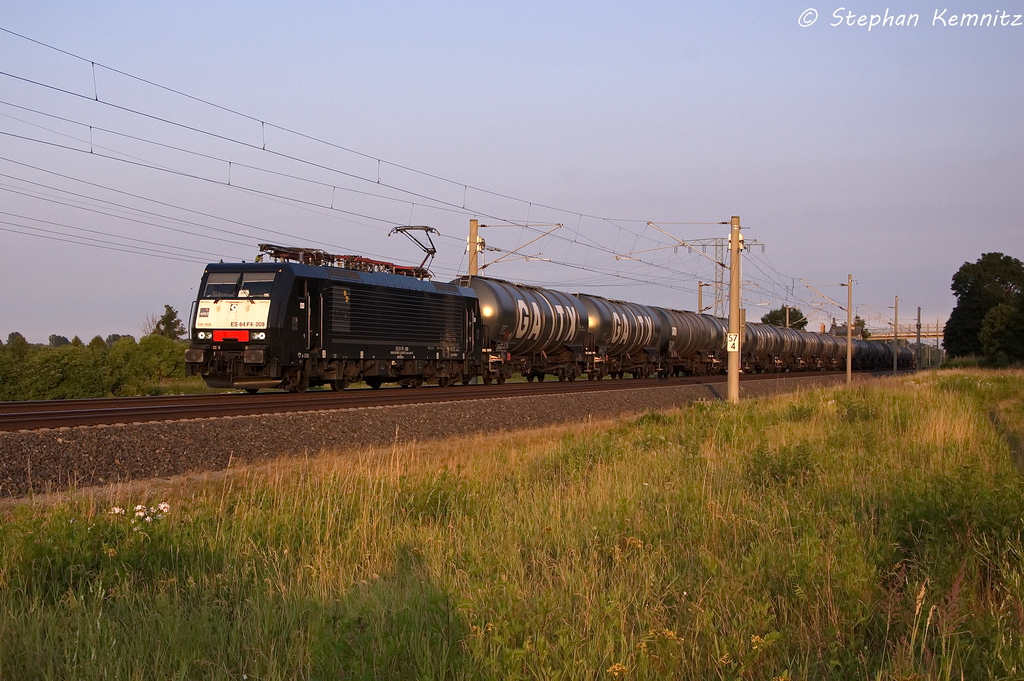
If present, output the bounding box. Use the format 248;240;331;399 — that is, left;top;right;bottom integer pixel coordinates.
185;246;912;392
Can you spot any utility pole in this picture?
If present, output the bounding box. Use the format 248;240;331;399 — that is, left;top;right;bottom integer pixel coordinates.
727;216;742;404
467;219;480;276
916;307;922;369
893;295;899;375
842;274;852;384
698;281;704;315
784;305;790;328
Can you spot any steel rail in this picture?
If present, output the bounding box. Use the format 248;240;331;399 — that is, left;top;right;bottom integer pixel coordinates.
0;372;854;432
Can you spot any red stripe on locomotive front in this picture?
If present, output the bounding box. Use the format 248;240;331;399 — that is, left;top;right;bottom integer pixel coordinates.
212;330;250;342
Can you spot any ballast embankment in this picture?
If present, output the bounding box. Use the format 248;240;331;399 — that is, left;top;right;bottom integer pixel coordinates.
0;373;860;497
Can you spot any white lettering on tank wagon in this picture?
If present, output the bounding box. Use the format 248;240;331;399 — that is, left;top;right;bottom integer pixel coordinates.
611;312;626;344
516;299;530;338
552;304;579;342
610;311;655;346
528;302;542;340
195;299;271;329
515;299;544;340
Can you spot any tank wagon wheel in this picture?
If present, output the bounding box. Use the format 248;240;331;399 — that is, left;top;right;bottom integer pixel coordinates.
482;374;493;385
366;377;384;390
330;379;350;391
496;374;506;385
437;377;454;388
244;388;260;395
525;374;535;383
399;378;423;389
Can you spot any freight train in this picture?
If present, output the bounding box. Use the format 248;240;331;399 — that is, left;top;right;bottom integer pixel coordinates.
184;245;914;392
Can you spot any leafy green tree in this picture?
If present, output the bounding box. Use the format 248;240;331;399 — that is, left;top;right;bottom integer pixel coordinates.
4;332;29;360
48;334;70;347
944;252;1024;357
979;298;1024;364
20;344;111;399
108;335;186;396
850;315;870;339
152;305;186;340
761;306;808;330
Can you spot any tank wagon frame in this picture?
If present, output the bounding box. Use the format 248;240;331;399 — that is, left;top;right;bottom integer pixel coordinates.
185;249;914;392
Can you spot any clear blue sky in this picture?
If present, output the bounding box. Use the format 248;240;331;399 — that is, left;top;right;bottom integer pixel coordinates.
1;1;1021;342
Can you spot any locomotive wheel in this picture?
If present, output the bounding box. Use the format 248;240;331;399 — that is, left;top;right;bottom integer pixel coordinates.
365;377;384;390
285;371;308;393
244;388;259;395
558;374;566;382
437;377;453;388
400;378;423;389
496;374;506;385
482;374;493;385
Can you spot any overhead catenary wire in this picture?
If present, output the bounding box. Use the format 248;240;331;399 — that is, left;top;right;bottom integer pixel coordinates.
0;30;708;261
0;25;856;311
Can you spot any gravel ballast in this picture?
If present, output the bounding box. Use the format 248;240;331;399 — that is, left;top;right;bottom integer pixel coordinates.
0;373;865;497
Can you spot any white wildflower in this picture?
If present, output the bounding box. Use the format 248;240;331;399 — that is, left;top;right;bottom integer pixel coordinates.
157;502;170;514
109;507;125;515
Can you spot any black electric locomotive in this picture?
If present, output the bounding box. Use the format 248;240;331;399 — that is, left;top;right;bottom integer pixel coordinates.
185;246;479;392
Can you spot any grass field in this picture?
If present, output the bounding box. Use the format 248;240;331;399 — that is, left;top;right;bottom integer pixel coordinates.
2;370;1023;679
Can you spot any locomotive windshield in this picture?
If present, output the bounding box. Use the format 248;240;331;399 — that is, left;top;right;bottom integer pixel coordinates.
203;272;240;298
201;272;276;298
239;272;276;298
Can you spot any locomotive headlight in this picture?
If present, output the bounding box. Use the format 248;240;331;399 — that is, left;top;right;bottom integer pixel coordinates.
253;332;266;340
196;331;209;340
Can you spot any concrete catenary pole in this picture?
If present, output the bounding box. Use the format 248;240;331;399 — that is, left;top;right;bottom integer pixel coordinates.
916;307;922;369
846;274;853;384
727;216;741;404
698;281;703;315
893;295;899;375
468;219;480;276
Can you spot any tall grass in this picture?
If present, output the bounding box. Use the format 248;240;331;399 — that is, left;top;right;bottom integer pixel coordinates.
2;370;1024;679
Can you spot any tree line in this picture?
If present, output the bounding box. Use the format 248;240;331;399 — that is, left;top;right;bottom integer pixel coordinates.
0;306;189;401
943;253;1024;365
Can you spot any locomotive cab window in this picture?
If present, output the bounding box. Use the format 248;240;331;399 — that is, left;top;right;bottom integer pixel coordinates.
239;272;276;298
203;272;240;298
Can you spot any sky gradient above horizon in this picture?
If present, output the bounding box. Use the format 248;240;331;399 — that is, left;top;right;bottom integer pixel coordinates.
1;1;1021;343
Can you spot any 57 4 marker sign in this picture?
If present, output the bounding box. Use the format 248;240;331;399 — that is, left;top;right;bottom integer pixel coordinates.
727;332;740;352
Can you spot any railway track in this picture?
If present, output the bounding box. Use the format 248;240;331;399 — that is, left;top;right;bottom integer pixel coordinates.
0;371;851;432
